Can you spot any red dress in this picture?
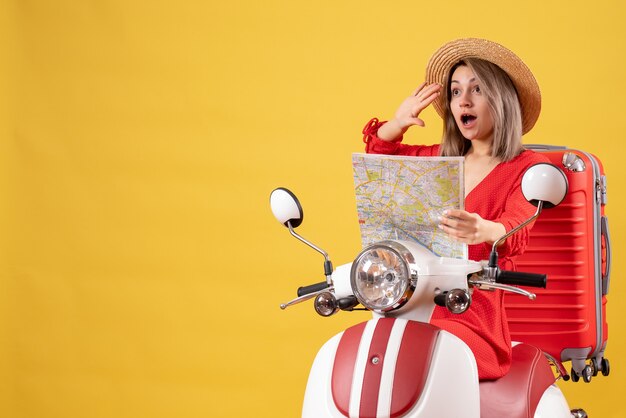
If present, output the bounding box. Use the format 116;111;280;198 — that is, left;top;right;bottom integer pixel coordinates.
363;118;549;380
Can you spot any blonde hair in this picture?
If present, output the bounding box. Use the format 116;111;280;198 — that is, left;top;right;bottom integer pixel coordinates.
439;58;524;161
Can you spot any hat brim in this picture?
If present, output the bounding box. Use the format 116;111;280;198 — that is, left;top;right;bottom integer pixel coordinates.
425;38;541;135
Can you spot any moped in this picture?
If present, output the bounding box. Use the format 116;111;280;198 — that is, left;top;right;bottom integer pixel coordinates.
271;163;588;418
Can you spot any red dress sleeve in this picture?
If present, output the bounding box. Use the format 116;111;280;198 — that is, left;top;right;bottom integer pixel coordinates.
467;150;551;269
362;118;440;156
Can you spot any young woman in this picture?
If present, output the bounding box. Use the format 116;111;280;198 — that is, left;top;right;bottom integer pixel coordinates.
362;38;549;380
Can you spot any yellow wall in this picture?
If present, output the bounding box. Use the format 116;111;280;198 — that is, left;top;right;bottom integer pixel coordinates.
1;1;624;417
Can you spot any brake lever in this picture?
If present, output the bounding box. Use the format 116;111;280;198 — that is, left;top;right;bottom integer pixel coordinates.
468;279;536;300
280;286;336;310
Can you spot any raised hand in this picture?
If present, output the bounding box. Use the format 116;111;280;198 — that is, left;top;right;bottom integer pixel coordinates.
377;82;442;141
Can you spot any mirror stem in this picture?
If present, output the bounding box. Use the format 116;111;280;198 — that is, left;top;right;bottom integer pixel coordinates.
288;222;334;284
488;200;544;268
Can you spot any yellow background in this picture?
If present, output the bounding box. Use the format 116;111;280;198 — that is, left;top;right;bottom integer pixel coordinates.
1;1;624;417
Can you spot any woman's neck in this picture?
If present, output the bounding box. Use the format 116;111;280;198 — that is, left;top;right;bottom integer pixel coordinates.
466;140;493;158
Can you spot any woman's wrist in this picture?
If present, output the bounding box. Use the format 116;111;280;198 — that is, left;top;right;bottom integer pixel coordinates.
377;118;407;142
485;220;507;246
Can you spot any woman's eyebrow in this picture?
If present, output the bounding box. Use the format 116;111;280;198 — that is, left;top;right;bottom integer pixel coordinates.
451;77;477;84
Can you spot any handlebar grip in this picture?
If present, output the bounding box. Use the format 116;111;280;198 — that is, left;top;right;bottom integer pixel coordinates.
297;282;330;297
496;270;547;288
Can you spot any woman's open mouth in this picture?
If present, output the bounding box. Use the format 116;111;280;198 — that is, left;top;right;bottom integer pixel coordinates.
461;114;477;126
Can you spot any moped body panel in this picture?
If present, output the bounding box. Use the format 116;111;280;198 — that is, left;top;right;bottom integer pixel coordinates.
302;318;480;418
533;385;572;418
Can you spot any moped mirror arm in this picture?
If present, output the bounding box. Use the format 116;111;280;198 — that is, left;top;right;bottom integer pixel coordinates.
270;187;334;284
487;200;544;269
287;222;334;283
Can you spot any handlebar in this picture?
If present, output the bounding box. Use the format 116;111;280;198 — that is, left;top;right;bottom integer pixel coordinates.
496;270;547;288
297;281;330;297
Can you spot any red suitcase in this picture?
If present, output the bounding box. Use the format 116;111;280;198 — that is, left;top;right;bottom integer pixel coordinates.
504;145;611;382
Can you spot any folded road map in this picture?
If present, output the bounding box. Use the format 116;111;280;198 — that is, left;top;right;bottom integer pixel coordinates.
352;153;467;259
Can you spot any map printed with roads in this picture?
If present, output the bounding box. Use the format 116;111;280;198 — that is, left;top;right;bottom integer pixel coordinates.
352;153;467;259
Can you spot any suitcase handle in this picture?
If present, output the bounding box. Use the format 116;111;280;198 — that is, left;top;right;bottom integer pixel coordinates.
496;270;547;288
602;216;611;295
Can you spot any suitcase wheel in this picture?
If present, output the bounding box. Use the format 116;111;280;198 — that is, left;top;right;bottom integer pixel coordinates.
590;358;599;377
570;365;594;383
600;357;610;376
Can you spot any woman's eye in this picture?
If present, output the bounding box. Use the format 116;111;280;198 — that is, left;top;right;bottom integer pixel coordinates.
451;89;460;96
473;85;481;94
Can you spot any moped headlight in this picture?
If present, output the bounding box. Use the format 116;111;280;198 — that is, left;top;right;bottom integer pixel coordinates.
350;241;415;312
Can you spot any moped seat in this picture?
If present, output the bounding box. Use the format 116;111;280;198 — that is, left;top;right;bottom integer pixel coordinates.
479;344;556;418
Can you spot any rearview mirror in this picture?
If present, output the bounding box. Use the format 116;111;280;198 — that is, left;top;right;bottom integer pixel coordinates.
521;163;568;209
270;187;303;228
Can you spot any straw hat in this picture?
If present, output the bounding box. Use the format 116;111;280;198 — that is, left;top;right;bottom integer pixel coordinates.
425;38;541;134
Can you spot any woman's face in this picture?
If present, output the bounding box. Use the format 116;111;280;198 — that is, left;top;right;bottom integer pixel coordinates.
449;65;494;143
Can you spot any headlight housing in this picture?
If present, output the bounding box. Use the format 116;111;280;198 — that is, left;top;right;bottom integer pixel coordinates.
350;241;416;312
